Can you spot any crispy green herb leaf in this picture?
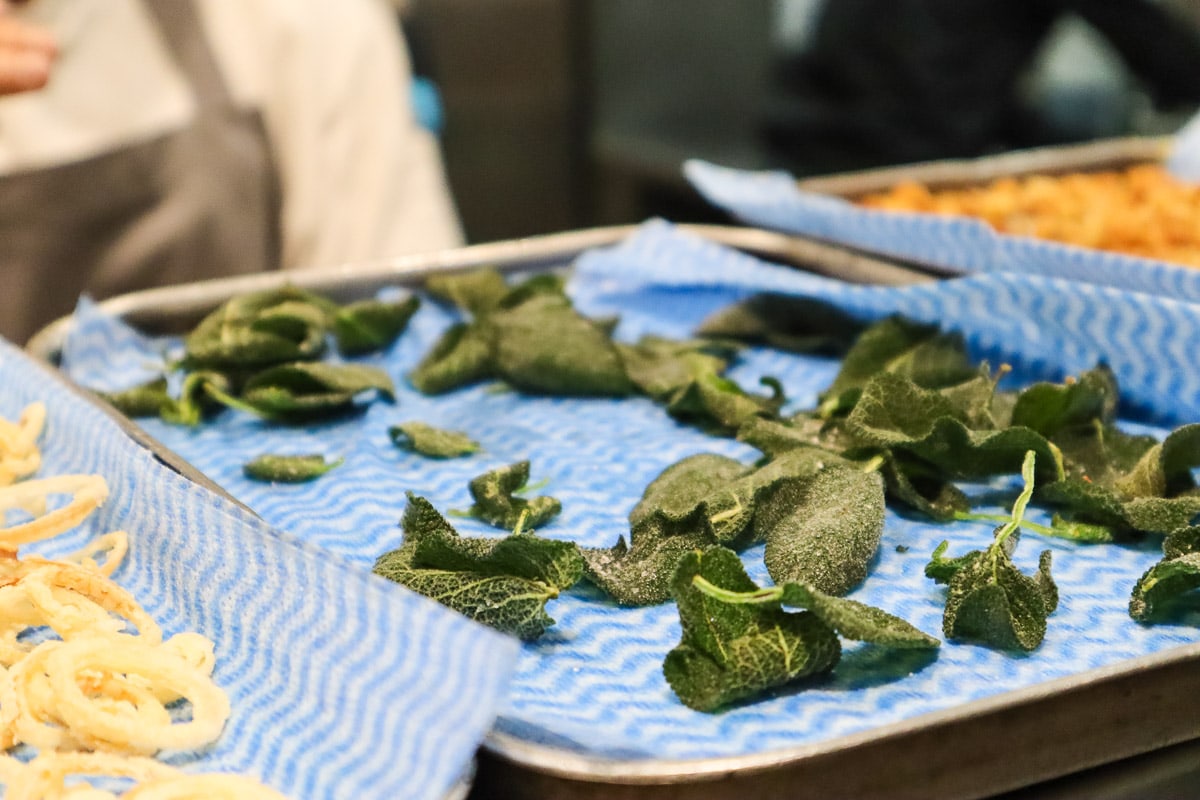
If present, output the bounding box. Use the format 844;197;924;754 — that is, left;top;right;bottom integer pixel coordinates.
243;453;343;482
879;453;971;521
389;422;479;458
1038;423;1200;535
628;454;753;537
583;507;719;606
1164;526;1200;559
488;301;633;397
334;296;420;356
183;287;335;369
426;268;510;315
100;377;170;418
616;336;737;401
693;577;938;649
468;461;561;530
160;370;230;427
666;372;785;436
757;464;885;596
373;494;583;640
408;322;495;394
930;453;1058;651
1010;366;1118;436
845;372;1063;482
818;316;976;417
1130;552;1200;621
207;362;395;422
696;294;866;355
663;547;841;712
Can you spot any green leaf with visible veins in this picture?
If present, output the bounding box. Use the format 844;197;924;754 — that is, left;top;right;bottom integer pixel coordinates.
1010;366;1118;436
1130;552;1200;621
243;453;343;483
628;454;753;537
663;547;841;712
334;296;420;356
389;422;480;458
583;506;720;606
1038;423;1200;536
373;494;583;640
468;461;561;530
845;372;1063;482
695;578;939;649
818;316;976;417
929;452;1058;651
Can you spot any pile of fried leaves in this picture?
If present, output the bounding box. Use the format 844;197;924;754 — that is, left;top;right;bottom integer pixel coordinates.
714;306;1200;633
101;286;415;425
410;269;782;435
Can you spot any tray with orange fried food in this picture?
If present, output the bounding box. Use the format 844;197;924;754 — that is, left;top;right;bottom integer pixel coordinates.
685;136;1200;301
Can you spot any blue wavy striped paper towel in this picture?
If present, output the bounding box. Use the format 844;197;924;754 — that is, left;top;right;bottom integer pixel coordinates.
2;340;519;798
685;129;1200;304
60;221;1200;762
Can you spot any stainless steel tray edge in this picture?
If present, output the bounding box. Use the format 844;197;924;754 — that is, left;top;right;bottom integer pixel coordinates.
794;136;1173;198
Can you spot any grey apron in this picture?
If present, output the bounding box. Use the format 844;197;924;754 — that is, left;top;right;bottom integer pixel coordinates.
0;0;281;344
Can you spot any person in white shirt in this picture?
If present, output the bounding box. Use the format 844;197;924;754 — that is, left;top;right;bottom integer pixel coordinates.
0;0;462;343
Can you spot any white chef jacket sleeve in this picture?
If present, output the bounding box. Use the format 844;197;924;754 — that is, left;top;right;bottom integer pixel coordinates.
260;0;464;271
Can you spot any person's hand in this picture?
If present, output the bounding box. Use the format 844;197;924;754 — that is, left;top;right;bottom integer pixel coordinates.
0;2;55;96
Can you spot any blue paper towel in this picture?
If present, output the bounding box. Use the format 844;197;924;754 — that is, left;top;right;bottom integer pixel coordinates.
1;339;520;798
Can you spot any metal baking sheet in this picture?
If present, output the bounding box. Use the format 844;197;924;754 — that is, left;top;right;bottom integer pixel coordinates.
28;224;1200;799
792;136;1172;199
686;136;1200;305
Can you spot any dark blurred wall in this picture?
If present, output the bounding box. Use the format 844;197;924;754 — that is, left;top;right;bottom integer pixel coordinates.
410;0;590;243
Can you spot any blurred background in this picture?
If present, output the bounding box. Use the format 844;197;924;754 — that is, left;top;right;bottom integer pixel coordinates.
402;0;1200;243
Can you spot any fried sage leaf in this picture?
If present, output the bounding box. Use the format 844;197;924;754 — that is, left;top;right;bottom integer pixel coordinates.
100;377;170;418
628;454;753;537
389;422;480;458
663;547;841;712
468;460;561;530
696;294;866;355
616;336;738;401
926;452;1058;651
373;494;583;640
207;362;395;422
756;463;885;596
183;287;336;370
1038;423;1200;535
488;298;633;397
844;372;1063;483
160;370;230;427
243;453;344;483
408;322;495;394
333;296;420;356
1130;552;1200;621
818;316;976;417
583;507;720;606
693;574;938;649
666;372;785;436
